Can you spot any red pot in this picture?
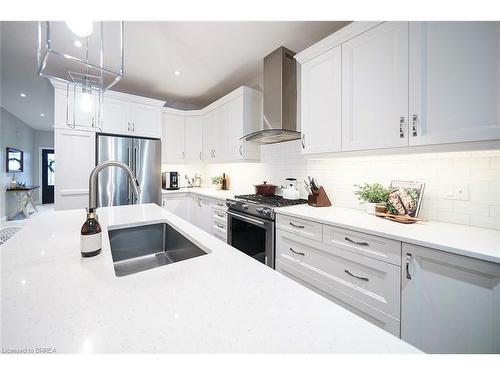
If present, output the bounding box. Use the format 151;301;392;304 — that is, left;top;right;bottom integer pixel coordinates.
254;181;277;196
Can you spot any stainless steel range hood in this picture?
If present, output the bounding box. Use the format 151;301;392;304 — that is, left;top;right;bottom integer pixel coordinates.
243;46;300;144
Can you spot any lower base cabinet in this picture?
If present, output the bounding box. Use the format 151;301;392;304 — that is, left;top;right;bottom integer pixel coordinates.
401;243;500;354
275;213;500;353
275;224;401;337
162;193;227;241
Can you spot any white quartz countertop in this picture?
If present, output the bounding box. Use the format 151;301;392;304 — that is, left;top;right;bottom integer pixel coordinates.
1;204;418;353
275;205;500;264
162;187;249;200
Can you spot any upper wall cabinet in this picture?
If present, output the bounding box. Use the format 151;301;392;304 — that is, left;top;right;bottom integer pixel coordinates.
341;22;409;151
162;112;185;163
408;21;500;145
102;98;162;138
299;46;342;155
184;116;203;162
296;21;500;155
52;81;164;138
203;87;261;163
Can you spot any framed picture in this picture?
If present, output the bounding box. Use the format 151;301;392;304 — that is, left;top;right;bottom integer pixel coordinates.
387;180;425;217
6;147;24;173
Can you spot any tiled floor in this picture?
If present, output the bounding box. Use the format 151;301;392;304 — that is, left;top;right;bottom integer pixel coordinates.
1;204;54;227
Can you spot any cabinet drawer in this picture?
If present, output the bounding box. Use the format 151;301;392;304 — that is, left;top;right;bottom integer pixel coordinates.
276;214;322;242
277;229;401;318
323;225;401;266
211;209;227;224
211;200;227;210
212;221;227;240
276;261;400;337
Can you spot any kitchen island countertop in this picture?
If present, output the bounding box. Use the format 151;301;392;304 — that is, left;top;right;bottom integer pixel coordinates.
1;204;419;353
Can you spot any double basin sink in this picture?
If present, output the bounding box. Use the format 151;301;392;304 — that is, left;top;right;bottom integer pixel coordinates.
108;222;208;277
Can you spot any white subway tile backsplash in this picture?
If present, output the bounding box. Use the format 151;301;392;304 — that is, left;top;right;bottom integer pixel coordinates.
168;144;500;231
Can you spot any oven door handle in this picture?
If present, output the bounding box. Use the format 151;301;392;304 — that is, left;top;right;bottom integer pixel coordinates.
228;211;269;227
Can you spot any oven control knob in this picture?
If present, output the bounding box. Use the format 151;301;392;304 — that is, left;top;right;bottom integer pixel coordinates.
262;209;271;216
257;208;263;214
242;204;249;210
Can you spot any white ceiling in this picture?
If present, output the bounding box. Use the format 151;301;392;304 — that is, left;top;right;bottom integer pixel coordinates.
0;21;349;130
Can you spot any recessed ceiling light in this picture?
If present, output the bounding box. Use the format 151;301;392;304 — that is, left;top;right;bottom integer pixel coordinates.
74;40;82;48
174;70;180;76
20;93;26;98
40;113;45;117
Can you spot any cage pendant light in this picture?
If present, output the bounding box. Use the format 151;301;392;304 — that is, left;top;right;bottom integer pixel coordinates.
37;21;124;130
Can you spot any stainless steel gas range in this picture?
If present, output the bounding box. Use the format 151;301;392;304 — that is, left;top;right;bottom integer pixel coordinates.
226;194;307;269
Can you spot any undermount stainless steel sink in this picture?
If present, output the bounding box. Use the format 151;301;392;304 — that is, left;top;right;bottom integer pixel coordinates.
108;222;207;277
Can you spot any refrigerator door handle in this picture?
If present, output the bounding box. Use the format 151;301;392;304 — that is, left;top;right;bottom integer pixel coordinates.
127;146;131;203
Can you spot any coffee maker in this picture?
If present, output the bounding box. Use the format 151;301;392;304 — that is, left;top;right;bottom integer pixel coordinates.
162;172;180;190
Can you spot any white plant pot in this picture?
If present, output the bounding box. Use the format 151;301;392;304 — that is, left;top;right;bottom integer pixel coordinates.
365;202;378;215
213;183;222;190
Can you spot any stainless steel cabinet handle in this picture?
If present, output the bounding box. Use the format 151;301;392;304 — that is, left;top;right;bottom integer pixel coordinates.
289;222;305;229
128;122;130;131
344;237;369;246
345;269;369;282
301;134;305;149
216;223;224;229
199;152;202;160
412;115;418;137
399;116;405;138
239;144;243;157
289;247;305;256
92;117;95;127
132;122;135;132
216;213;224;218
217;202;224;207
405;253;412;280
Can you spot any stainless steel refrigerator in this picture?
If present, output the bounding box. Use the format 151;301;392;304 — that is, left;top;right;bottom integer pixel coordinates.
96;134;161;207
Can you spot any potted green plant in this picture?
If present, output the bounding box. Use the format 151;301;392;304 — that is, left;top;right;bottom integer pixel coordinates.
354;183;390;215
211;175;224;190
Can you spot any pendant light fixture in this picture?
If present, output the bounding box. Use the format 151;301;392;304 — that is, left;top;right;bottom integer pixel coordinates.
37;21;124;129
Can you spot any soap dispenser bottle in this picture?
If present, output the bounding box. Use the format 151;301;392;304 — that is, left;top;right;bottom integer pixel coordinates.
80;209;102;257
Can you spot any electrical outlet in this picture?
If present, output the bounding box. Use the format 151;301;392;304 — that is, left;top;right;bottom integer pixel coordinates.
443;183;470;201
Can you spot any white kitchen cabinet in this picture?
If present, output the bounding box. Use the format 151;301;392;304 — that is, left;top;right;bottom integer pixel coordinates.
131;103;162;138
202;109;218;161
408;22;500;145
102;99;161;138
299;46;342;154
189;195;213;233
210;200;227;242
184;116;203;162
224;94;260;161
342;22;409;151
203;87;261;162
53;81;163;137
162;113;185;163
161;193;189;221
54;128;95;210
102;96;131;135
401;243;500;353
275;213;402;337
54;88;98;130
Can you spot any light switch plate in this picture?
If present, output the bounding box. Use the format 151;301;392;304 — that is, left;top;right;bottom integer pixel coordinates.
443;183;470;201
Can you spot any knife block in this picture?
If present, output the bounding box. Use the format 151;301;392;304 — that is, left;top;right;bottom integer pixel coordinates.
307;186;332;207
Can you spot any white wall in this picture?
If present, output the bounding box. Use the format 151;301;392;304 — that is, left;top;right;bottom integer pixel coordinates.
169;140;500;230
1;107;36;219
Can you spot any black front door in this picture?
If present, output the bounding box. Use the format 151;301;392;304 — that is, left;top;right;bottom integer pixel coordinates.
41;149;55;204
